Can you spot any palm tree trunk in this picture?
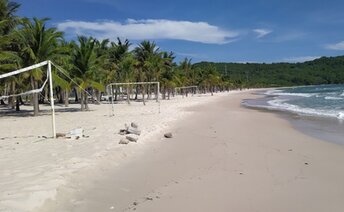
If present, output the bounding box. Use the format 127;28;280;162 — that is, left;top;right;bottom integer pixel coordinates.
147;84;150;99
15;96;20;111
115;88;118;101
64;90;69;107
135;86;138;100
142;85;146;106
74;88;78;103
84;91;89;110
80;91;84;111
58;88;64;103
9;81;15;109
127;85;130;104
44;87;49;103
30;76;39;116
19;96;24;105
96;90;101;104
168;88;171;100
162;86;166;100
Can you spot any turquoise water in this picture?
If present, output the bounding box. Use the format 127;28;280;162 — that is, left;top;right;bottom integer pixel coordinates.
242;84;344;144
265;84;344;120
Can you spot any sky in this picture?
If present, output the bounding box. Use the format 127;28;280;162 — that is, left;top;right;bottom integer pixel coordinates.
15;0;344;63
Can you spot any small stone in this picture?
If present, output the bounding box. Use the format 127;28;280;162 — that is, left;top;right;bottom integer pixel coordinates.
304;162;309;165
126;135;138;142
131;122;139;128
56;133;66;138
133;202;138;206
164;132;173;138
127;127;141;135
146;197;153;201
119;129;127;135
16;142;19;144
119;138;130;145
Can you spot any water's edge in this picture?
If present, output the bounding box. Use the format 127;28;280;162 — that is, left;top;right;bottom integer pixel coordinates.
242;91;344;145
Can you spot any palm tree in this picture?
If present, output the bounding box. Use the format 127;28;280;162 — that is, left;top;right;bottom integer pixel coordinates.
15;17;64;115
159;51;176;99
134;40;160;99
0;0;21;107
52;39;74;107
106;38;131;101
0;0;20;35
71;36;103;111
92;38;110;103
117;54;137;104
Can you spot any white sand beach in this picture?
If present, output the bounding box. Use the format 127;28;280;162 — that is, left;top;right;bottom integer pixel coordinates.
0;92;232;212
2;91;344;212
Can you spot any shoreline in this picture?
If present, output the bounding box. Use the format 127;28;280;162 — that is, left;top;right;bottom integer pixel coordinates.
242;86;344;145
242;92;344;145
39;91;344;212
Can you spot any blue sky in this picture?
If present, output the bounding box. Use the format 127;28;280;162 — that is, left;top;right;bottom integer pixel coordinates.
15;0;344;63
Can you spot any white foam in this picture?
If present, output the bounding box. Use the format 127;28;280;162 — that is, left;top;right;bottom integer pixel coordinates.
337;112;344;119
264;89;283;96
267;98;344;120
324;96;343;100
273;92;314;97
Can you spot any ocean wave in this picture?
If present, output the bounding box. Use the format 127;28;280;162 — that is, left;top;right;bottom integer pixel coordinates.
272;92;315;97
338;112;344;119
267;99;344;120
264;89;283;96
324;96;343;100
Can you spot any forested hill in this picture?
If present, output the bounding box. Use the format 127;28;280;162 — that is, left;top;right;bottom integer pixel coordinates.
193;56;344;87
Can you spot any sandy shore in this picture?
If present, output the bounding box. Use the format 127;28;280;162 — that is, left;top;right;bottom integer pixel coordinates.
0;92;232;212
37;92;344;212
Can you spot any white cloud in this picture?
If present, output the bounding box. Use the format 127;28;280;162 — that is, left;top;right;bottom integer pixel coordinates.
253;28;272;38
325;41;344;50
57;19;239;44
282;56;321;63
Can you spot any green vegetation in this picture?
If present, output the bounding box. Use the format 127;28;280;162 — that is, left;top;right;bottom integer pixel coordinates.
194;56;344;88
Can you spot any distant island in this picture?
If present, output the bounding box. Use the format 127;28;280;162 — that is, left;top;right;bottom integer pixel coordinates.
194;56;344;88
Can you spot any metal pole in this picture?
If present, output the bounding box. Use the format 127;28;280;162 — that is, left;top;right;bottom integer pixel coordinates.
48;61;56;138
157;82;160;113
111;85;114;116
156;82;160;103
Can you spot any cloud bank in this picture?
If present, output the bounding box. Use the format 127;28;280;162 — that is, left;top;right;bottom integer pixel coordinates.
325;41;344;50
57;19;239;44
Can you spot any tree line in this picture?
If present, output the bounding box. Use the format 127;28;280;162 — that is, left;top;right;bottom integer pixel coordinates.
194;56;344;88
0;0;225;116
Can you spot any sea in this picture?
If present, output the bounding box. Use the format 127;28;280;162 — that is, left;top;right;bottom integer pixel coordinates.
242;84;344;145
